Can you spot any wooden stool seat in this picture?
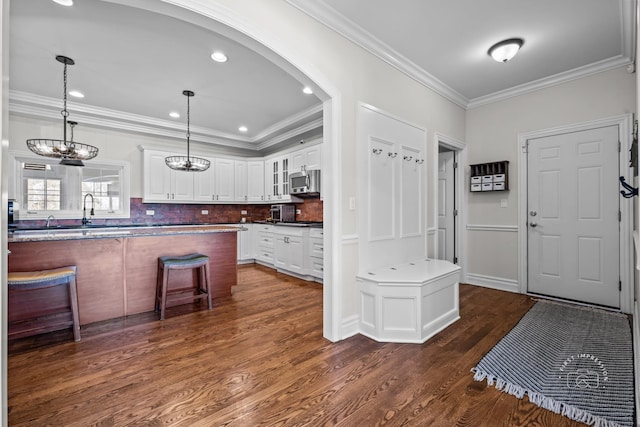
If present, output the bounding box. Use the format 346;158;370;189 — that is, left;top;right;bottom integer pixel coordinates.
155;253;212;320
8;266;81;342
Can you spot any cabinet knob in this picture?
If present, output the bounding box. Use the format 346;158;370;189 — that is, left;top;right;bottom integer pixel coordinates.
530;222;538;228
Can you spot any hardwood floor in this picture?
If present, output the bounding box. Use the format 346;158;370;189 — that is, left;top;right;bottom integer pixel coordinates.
8;264;587;426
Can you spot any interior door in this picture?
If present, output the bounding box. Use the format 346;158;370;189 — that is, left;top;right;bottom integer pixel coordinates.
437;150;455;263
527;125;619;308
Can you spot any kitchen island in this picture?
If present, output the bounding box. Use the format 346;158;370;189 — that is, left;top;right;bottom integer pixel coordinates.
8;225;241;325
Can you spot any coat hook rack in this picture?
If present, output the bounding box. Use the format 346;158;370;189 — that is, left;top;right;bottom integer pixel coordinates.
619;176;638;198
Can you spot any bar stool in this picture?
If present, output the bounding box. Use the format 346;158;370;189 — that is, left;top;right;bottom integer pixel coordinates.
155;253;212;320
8;266;81;342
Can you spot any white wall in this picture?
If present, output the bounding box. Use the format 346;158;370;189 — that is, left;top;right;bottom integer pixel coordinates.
465;66;636;287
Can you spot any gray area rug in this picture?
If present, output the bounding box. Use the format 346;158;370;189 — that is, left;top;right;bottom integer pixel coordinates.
472;300;634;427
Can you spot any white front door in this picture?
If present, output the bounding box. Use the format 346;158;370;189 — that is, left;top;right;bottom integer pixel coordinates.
437;150;455;263
527;125;620;308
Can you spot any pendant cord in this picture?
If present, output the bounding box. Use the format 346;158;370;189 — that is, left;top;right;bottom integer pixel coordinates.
62;62;69;146
186;93;190;160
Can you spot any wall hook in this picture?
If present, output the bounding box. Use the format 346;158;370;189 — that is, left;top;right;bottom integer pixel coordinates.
619;176;638;198
372;148;382;155
415;159;424;164
388;152;398;158
403;155;413;161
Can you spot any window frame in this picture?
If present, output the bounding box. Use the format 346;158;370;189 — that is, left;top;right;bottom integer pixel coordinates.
9;151;131;221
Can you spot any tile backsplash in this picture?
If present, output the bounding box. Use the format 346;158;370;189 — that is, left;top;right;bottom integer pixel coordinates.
15;197;323;227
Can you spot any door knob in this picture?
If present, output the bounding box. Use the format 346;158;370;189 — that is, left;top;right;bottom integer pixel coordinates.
530;211;537;216
530;222;538;227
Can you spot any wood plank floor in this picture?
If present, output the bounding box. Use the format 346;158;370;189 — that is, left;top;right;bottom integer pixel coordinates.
8;264;588;426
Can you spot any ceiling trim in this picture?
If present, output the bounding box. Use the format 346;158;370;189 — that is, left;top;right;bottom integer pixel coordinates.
9;90;322;152
467;56;633;109
286;0;469;109
288;0;636;110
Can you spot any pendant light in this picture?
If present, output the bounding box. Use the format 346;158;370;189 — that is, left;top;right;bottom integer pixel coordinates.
165;90;210;172
26;55;98;167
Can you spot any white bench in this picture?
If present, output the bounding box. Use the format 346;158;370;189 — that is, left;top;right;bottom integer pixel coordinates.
357;258;461;343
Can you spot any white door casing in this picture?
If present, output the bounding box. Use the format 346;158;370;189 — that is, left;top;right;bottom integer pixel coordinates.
437;150;455;263
527;125;619;307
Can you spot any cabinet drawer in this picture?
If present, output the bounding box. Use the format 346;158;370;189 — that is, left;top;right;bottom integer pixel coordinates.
258;232;274;248
309;238;323;259
493;174;505;183
481;183;493;191
482;175;493;183
311;259;324;278
470;176;482;184
309;228;324;238
493;182;505;191
471;183;482;192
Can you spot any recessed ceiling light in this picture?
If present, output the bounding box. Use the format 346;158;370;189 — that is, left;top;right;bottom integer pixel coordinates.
238;126;248;132
52;0;73;6
302;86;313;95
69;90;84;98
169;112;180;119
211;51;228;63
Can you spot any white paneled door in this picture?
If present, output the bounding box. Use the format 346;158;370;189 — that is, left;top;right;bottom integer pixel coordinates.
437;150;455;263
527;125;619;308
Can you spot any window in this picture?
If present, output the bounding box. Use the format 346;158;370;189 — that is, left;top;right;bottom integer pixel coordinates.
11;153;130;220
26;178;61;211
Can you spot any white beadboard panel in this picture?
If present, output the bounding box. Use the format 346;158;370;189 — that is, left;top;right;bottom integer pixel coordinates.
465;273;519;293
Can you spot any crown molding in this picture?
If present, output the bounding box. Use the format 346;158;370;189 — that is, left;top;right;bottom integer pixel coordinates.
9;90;322;152
286;0;469;109
467;56;632;109
288;0;636;110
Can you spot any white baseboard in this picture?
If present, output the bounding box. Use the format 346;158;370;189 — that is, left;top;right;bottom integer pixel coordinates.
341;314;360;340
465;273;519;293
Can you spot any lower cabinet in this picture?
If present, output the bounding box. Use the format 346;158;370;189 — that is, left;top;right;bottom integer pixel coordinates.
254;224;275;265
273;227;306;276
248;224;323;282
308;227;324;282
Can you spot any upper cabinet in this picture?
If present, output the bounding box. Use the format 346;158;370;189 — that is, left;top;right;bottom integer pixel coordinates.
141;142;321;204
247;160;265;203
292;144;322;173
265;153;291;202
234;160;248;202
143;149;194;202
193;157;235;203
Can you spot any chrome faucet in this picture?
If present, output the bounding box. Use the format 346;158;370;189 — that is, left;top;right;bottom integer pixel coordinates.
46;215;55;228
82;193;95;225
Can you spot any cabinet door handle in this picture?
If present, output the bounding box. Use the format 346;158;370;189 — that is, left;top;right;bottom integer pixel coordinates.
172;193;175;200
166;193;170;199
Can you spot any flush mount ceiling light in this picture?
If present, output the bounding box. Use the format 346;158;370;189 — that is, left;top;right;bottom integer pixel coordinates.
169;111;180;118
302;86;313;95
69;90;84;98
165;90;210;172
52;0;73;6
488;38;524;63
26;55;98;167
238;125;248;132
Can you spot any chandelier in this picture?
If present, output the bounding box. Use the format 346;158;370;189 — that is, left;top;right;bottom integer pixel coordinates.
165;90;210;172
26;55;98;167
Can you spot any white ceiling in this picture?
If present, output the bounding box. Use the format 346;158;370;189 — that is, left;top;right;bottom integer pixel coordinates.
290;0;636;108
9;0;636;153
9;0;324;153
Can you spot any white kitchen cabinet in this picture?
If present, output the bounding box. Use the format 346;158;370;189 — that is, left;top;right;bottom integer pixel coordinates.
247;160;265;203
143;149;194;202
193;157;235;202
265;154;291;202
234;160;248;202
254;223;274;265
308;227;324;282
237;223;252;263
273;226;308;277
292;144;322;173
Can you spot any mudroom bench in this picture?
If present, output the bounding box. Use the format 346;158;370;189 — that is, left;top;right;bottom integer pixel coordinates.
357;258;461;343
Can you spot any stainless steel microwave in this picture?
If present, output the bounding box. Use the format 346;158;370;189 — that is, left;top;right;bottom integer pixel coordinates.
289;169;321;197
